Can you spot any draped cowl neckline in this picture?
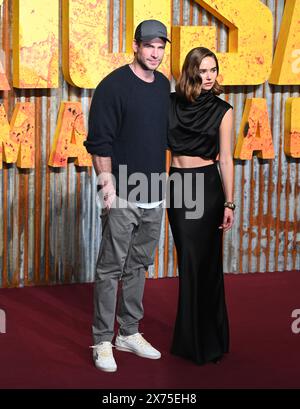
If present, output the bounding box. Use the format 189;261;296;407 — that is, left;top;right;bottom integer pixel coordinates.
168;90;233;160
172;90;217;133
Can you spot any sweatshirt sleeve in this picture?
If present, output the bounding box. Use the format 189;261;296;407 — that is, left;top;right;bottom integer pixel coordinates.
84;78;123;156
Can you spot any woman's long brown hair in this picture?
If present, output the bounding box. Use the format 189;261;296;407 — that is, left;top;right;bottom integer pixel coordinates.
175;47;223;102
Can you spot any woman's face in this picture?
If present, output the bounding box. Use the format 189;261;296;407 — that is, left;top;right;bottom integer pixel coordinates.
198;56;218;91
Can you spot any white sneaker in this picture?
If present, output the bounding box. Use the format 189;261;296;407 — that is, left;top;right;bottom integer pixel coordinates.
90;342;117;372
115;333;161;359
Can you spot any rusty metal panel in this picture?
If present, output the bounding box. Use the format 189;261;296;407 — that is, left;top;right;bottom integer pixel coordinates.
0;1;299;288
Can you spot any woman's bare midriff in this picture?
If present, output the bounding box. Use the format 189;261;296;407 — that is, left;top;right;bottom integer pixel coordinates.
171;155;214;168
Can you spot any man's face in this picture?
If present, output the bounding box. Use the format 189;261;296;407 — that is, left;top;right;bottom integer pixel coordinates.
133;38;166;71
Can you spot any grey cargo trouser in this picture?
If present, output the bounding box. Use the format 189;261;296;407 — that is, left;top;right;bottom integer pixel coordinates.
92;198;163;344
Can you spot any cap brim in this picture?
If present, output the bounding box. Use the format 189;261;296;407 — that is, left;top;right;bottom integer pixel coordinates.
137;35;171;43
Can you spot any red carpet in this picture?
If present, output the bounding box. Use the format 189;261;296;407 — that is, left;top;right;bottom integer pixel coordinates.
0;272;300;389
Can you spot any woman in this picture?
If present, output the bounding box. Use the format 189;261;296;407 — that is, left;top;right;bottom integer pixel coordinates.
167;47;235;365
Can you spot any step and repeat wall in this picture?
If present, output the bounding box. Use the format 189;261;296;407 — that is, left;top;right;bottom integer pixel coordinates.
0;0;299;287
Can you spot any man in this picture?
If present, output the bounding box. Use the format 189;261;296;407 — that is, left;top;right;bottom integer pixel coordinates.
84;20;170;372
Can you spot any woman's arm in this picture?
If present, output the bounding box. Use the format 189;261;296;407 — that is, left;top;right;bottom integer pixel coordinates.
218;108;234;232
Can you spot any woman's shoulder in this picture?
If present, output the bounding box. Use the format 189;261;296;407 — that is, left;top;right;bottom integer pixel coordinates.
169;92;180;107
215;95;233;112
170;91;187;104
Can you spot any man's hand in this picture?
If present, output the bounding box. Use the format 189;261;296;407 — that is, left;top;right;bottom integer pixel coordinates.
101;180;116;210
97;172;116;210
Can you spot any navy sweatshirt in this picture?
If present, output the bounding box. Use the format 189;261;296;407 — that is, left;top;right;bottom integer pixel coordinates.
84;65;170;202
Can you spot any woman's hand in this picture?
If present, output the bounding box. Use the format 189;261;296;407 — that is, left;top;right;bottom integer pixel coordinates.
219;208;234;232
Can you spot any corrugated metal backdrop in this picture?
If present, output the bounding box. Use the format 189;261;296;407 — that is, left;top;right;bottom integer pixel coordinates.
0;0;299;288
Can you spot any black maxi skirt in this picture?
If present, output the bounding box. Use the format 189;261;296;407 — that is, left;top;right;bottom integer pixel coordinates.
167;163;229;365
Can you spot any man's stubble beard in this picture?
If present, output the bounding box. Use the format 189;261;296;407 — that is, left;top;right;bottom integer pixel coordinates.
135;53;161;72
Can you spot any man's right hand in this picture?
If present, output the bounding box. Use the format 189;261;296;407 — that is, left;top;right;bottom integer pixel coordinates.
101;181;116;210
96;170;116;210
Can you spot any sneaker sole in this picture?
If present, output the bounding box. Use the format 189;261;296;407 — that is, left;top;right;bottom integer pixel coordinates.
95;362;117;372
115;345;161;359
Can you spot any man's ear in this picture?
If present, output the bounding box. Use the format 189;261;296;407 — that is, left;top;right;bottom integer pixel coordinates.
132;39;138;53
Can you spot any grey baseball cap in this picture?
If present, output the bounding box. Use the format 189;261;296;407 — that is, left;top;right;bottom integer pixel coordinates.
134;19;171;43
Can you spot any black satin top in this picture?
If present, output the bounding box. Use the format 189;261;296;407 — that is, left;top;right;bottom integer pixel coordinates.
168;90;233;160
